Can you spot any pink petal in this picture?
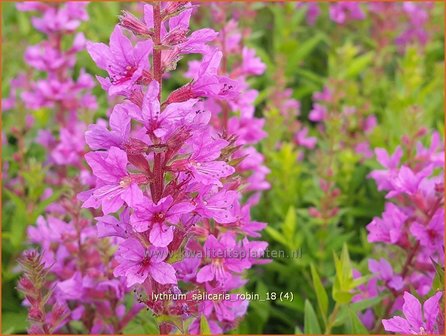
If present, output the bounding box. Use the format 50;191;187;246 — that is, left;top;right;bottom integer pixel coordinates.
403;292;423;330
196;264;215;283
149;223;173;247
149;262;177;285
382;316;412;333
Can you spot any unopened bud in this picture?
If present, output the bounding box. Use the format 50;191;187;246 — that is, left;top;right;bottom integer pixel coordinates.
161;2;190;21
162;27;189;46
118;11;152;37
124;138;150;155
402;135;411;146
308;207;321;218
330;208;339;217
416;127;428;138
29;305;44;321
164;84;193;105
332;188;341;198
191;225;209;238
18;277;35;293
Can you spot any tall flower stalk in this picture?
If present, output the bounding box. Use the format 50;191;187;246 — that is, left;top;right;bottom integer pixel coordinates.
82;2;268;333
13;3;138;333
353;131;444;333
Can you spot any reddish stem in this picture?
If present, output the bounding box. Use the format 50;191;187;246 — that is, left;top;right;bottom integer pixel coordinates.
153;2;162;100
150;3;165;204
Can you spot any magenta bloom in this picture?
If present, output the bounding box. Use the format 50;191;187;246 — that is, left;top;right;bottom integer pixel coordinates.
309;103;327;122
410;207;444;251
329;2;365;24
196;234;250;284
369;258;404;291
367;202;407;244
295;127;317;149
383;292;444;334
82;147;145;214
85;103;131;150
114;238;177;287
387;165;433;198
368;147;403;191
194;188;238;224
87;26;152;96
241;47;266;75
128;81;201;139
131;196;194;247
96;208;132;239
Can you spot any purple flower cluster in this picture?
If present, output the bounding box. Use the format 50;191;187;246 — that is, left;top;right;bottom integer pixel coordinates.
382;291;443;334
369;2;433;51
357;132;444;332
10;2;97;169
309;84;376;160
14;3;139;333
81;3;268;333
298;2;434;51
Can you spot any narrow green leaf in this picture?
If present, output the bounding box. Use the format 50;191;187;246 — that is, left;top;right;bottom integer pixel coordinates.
345;308;369;334
304;300;321;334
265;226;289;247
344;52;374;78
200;315;211;335
310;264;328;322
282;206;296;248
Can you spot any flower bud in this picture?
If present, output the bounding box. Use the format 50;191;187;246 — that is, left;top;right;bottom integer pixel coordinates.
161;2;190;21
118;11;152;37
162;27;189;46
124;138;150;155
308;207;321;218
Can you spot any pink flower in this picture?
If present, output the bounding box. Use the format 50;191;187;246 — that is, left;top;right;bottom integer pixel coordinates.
81;147;146;214
410;207;444;252
241;47;266;75
369;258;404;291
131;196;194;247
96;208;132;239
309;103;327;122
114;238;177;286
85;103;131;150
196;234;250;284
368;147;403;191
87;26;152;96
330;2;365;24
193;187;238;224
383;291;443;334
295;127;317;149
367;202;408;244
387;165;433;198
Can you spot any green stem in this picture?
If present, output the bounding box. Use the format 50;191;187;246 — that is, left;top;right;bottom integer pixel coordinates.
325;303;340;334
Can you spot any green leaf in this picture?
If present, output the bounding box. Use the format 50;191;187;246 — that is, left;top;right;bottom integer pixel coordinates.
344;52;374;78
295;325;303;334
157;315;183;334
286;34;326;75
310;264;328;322
345;308;369;334
31;189;65;223
2;312;28;334
282;206;297;248
265;226;289;247
200;315;211;335
3;189;28;248
335;297;381;325
304;300;321;334
432;258;445;291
